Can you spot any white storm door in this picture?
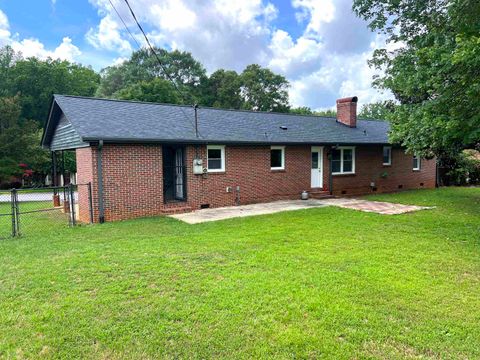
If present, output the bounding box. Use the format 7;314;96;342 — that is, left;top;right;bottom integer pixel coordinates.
311;146;323;188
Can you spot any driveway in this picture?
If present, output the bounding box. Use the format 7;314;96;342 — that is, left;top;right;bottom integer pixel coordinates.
170;198;433;224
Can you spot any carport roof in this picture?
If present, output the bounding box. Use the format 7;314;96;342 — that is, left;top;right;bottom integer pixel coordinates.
42;94;391;149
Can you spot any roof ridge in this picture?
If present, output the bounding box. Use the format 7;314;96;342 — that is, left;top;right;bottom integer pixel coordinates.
53;94;343;121
54;94;195;110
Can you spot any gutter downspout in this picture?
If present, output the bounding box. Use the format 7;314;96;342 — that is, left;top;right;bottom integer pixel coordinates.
97;140;105;223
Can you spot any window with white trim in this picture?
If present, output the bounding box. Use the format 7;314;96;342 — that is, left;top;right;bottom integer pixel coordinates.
270;146;285;170
413;155;420;170
383;146;392;165
207;145;225;172
332;146;355;175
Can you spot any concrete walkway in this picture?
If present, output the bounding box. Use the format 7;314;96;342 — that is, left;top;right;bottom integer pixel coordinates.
170;199;328;224
170;198;433;224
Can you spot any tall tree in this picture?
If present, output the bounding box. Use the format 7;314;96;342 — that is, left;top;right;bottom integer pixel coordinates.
97;48;207;104
0;96;49;183
353;0;480;157
0;46;21;97
290;106;314;115
358;101;395;120
114;78;180;104
0;46;100;185
10;58;99;126
0;95;21;134
240;64;290;112
203;69;243;109
314;109;337;117
290;107;337;117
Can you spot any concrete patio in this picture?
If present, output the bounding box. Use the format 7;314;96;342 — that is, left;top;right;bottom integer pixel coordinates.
319;198;434;215
170;198;434;224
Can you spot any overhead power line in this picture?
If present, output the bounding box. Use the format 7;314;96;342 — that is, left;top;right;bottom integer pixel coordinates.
122;0;193;105
106;0;202;138
107;0;142;50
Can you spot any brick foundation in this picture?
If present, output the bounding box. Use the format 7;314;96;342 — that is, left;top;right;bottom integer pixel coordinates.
76;144;436;222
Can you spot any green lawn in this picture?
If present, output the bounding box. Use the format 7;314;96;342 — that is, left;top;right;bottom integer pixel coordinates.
0;200;70;239
0;187;479;359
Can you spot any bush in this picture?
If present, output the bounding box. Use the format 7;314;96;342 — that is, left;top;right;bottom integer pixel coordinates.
446;150;480;185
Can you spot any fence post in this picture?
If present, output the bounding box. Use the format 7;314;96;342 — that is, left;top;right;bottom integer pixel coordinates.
87;182;94;224
69;184;76;227
11;189;16;237
11;189;20;236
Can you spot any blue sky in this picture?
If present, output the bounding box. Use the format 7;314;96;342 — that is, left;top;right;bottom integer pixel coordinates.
0;0;391;109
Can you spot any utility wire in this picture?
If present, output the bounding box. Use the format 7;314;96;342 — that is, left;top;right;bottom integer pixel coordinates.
122;0;193;105
107;0;142;50
107;0;202;138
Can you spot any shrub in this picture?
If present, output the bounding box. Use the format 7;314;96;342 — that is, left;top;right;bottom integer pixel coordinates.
447;150;480;185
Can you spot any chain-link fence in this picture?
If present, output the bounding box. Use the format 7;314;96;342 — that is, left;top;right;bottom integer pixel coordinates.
0;190;13;239
0;184;93;239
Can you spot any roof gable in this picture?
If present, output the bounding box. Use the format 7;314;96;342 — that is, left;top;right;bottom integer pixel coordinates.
50;113;88;151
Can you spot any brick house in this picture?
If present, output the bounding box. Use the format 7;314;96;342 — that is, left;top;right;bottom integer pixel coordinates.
41;95;436;223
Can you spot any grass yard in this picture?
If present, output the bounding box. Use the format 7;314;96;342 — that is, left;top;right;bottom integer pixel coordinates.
0;187;479;359
0;200;70;240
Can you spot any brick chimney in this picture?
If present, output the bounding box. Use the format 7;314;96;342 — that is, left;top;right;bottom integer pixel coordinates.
336;96;358;128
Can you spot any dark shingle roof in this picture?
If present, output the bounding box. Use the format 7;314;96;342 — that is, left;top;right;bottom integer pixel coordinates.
43;95;390;148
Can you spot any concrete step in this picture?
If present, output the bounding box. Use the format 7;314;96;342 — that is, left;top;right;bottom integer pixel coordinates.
160;206;193;215
309;190;333;199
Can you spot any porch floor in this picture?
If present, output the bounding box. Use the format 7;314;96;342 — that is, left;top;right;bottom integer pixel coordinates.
169;198;434;224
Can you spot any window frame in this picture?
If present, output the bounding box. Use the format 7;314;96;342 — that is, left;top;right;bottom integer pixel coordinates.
206;145;226;173
382;146;392;166
331;146;356;175
270;146;285;170
412;155;421;171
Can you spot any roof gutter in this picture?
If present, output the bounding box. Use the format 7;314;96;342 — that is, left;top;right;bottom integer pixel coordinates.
83;137;391;146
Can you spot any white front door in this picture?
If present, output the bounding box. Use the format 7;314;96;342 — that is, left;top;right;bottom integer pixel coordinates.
311;146;323;188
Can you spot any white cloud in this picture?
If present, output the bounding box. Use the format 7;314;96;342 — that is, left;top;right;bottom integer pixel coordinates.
268;29;324;79
87;0;277;71
52;37;82;61
0;9;11;46
0;9;82;62
292;0;335;36
269;0;393;109
10;37;81;62
150;0;197;31
85;0;392;109
112;56;128;66
86;15;132;54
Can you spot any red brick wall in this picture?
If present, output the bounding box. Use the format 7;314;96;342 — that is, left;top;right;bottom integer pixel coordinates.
185;145;312;209
101;144;163;221
329;146;436;196
76;143;436;222
76;147;97;223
